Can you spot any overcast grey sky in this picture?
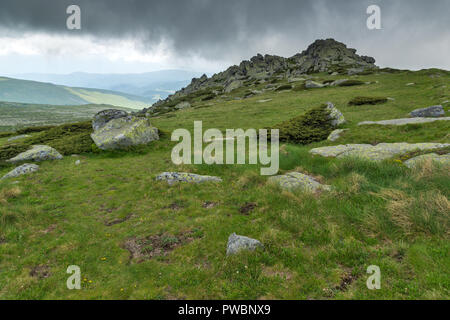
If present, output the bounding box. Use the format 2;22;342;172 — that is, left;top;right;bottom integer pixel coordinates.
0;0;449;74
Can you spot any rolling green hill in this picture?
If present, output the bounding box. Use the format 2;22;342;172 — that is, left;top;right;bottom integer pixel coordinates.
0;76;151;109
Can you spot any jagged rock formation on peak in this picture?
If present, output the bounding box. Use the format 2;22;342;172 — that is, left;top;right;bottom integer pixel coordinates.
141;38;377;116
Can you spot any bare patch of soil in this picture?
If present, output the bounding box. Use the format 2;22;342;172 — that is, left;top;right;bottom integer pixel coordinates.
123;230;200;263
239;202;257;215
202;201;218;209
30;265;51;279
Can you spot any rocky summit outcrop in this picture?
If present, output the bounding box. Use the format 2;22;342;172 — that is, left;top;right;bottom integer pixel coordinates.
410;105;445;118
156;172;222;185
142;39;377;116
310;143;450;161
226;233;263;256
403;153;450;168
268;172;331;192
1;163;39;180
90;111;159;150
7;145;63;163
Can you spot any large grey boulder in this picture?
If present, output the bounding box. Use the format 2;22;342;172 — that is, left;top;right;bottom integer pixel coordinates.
226;233;263;256
403;153;450;168
410;105;444;118
7;145;63;163
268;172;331;192
1;163;39;180
359;117;450;126
91;116;159;150
156;172;222;185
310;143;450;161
326;102;346;127
92;109;128;131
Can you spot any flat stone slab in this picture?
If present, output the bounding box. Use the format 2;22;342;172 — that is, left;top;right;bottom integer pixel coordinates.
310;143;450;161
403;153;450;168
156;172;222;185
7;145;63;163
7;134;31;142
1;163;39;180
268;172;331;192
358;117;450;126
410;105;444;118
226;233;263;256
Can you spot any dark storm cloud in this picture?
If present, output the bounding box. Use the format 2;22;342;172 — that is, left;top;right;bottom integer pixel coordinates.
0;0;449;67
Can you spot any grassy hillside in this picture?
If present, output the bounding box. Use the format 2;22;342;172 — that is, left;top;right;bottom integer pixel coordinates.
0;102;133;132
0;69;448;299
0;77;150;109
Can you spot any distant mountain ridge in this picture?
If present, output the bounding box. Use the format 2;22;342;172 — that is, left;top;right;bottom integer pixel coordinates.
0;76;152;109
9;70;204;102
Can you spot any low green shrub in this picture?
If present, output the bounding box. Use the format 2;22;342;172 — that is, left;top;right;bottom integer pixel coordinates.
0;121;96;161
16;125;56;134
275;84;293;91
0;132;15;138
271;104;333;144
338;80;365;87
348;96;388;106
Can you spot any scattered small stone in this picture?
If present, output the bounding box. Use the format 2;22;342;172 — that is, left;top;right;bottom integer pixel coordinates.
326;102;346;127
7;145;63;163
257;99;272;103
75;160;81;165
406;83;415;86
327;129;348;142
174;101;191;110
156;172;222;185
1;163;39;180
305;80;324;88
7;134;30;142
268;172;331;192
226;233;263;256
202;201;218;209
358;117;450;126
410;105;444;118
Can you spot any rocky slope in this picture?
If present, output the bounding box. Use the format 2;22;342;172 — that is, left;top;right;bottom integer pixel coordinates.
142;38;377;116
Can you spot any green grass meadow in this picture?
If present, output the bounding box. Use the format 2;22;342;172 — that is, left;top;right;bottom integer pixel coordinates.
0;69;449;299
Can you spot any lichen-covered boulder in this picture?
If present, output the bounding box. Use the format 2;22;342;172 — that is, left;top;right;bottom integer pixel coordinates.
1;163;39;180
326;102;346;126
404;153;450;168
310;143;450;161
327;129;348;142
91;116;159;150
156;172;222;185
224;80;243;93
92;109;128;131
268;172;331;192
7;145;63;163
410;105;444;118
226;233;263;256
